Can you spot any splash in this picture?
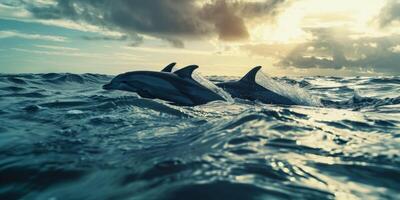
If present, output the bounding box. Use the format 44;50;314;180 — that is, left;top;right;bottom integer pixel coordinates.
255;71;322;106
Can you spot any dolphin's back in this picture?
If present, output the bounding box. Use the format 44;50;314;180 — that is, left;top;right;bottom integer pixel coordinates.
162;65;233;102
114;71;225;106
216;66;320;106
217;81;296;105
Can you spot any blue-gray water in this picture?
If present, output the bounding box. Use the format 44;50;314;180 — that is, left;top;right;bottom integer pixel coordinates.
0;73;399;200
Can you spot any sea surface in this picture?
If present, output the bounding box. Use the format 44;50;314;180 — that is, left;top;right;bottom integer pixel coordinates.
0;73;399;200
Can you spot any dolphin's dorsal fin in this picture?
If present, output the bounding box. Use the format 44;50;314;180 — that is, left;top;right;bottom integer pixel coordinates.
239;66;262;83
174;65;199;78
161;62;176;72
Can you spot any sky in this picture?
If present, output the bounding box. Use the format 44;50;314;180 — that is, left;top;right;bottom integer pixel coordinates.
0;0;400;76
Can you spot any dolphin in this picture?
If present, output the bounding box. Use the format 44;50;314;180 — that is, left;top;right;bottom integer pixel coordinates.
216;66;298;105
103;65;225;106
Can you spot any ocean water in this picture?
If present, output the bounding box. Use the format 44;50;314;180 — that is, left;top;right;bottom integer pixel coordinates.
0;73;399;200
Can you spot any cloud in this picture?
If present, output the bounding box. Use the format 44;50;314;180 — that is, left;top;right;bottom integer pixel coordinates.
242;27;400;74
390;45;400;53
12;47;98;58
241;42;297;58
377;0;400;27
81;34;129;41
201;0;249;41
35;44;79;51
0;2;31;19
0;30;67;42
16;0;286;46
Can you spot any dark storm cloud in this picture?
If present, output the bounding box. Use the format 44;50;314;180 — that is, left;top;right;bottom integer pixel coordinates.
201;0;249;41
20;0;286;45
377;0;400;27
242;28;400;74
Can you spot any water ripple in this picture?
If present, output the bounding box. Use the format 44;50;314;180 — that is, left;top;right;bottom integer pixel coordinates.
0;73;398;199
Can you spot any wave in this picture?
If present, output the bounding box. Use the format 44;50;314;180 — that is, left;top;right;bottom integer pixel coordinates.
0;92;48;98
322;92;400;109
279;78;311;88
0;86;26;92
0;73;399;199
43;73;85;84
7;77;28;85
366;77;400;84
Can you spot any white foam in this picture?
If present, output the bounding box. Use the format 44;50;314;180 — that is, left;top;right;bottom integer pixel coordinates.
255;72;322;106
